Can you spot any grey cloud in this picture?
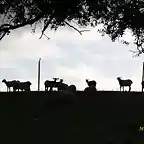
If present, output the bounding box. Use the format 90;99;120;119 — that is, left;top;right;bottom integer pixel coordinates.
0;27;144;91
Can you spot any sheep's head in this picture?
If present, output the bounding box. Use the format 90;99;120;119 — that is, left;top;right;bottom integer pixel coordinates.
53;78;59;81
2;79;6;82
27;81;31;85
86;79;89;83
59;79;63;83
117;77;121;81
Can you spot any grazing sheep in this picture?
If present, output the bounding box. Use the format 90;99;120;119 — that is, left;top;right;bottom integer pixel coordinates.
13;81;31;91
44;78;59;91
117;77;133;92
142;81;144;92
84;86;97;92
86;79;97;87
2;79;19;92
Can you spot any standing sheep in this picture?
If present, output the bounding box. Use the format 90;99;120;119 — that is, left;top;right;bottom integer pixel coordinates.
117;77;133;92
2;79;19;92
20;81;31;91
13;81;31;91
86;79;97;87
44;78;59;91
142;81;144;92
84;86;97;92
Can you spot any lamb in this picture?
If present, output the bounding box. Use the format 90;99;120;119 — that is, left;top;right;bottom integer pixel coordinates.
2;79;20;92
142;81;144;92
44;78;59;91
86;79;97;87
117;77;133;92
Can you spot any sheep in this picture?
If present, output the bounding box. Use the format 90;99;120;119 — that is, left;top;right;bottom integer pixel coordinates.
68;84;77;93
2;79;20;92
142;81;144;92
44;78;59;91
13;81;31;92
84;86;97;92
57;79;69;91
20;81;31;91
117;77;133;92
86;79;97;87
57;84;77;102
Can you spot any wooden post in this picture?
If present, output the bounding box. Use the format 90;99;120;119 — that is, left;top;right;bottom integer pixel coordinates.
38;58;41;91
142;62;144;82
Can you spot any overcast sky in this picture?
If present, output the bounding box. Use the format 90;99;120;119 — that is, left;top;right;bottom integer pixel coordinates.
0;25;144;91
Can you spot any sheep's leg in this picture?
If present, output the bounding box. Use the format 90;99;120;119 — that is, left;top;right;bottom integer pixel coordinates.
45;86;47;91
120;86;121;91
129;86;131;92
49;86;53;91
123;86;124;91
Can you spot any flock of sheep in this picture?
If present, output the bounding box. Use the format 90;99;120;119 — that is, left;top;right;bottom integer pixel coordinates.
2;77;144;92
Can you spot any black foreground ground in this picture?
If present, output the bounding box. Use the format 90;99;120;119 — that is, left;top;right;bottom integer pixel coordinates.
0;91;144;144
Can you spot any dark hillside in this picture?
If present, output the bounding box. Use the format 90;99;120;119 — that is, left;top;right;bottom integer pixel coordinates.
0;91;144;144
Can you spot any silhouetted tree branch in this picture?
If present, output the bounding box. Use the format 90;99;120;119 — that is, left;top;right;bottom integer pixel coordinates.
0;0;144;56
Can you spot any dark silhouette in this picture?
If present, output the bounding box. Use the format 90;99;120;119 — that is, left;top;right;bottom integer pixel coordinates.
142;81;144;92
13;81;31;91
44;78;59;91
84;86;97;92
68;84;77;93
117;77;133;92
86;79;97;87
0;0;144;55
2;79;20;92
57;79;69;91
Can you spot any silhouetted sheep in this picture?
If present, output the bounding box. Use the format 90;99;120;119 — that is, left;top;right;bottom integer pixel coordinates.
13;81;31;91
68;84;77;93
84;86;97;92
142;81;144;92
117;77;133;92
44;78;59;91
57;79;69;91
86;79;97;87
2;79;20;92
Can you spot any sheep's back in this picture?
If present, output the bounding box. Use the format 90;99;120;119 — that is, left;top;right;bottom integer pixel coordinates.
120;79;132;86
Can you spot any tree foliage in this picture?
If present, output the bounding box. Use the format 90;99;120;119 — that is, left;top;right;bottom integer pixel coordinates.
0;0;144;56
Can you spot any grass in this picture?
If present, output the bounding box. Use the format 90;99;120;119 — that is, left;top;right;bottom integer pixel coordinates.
0;91;144;144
